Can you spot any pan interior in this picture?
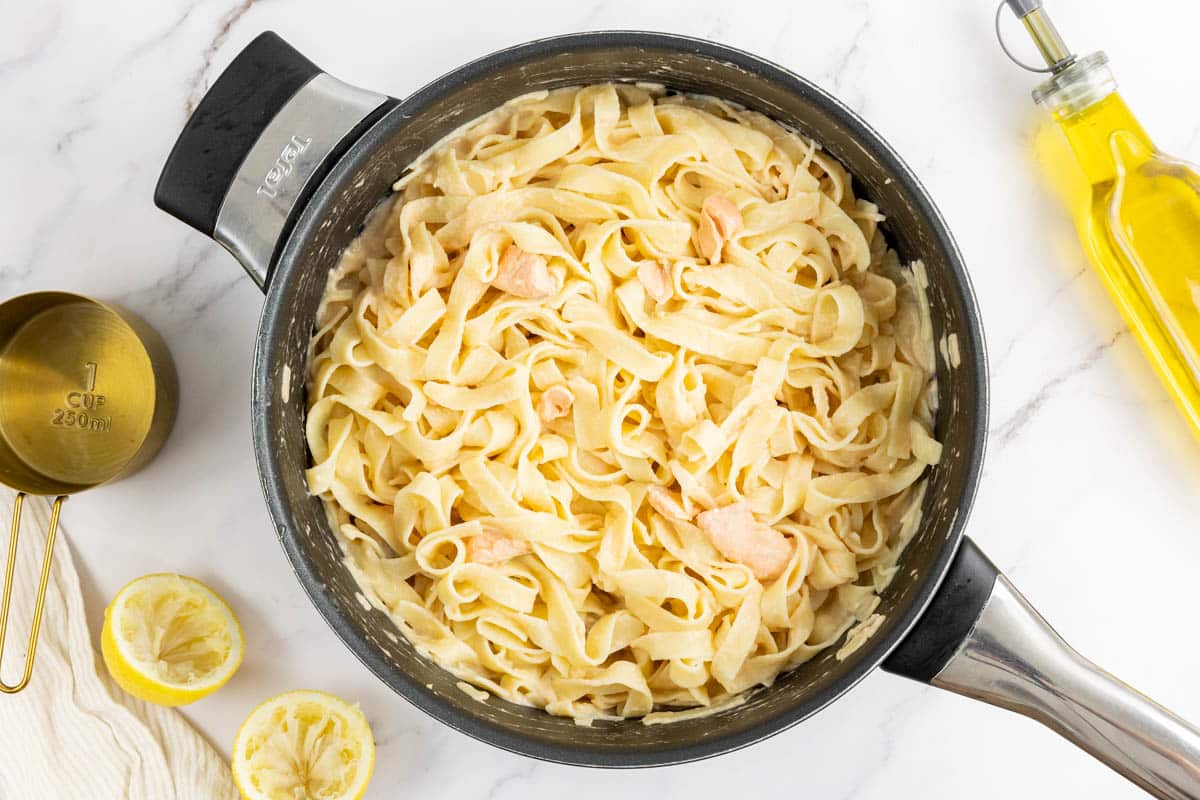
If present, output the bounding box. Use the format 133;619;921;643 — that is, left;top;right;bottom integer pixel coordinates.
255;33;986;767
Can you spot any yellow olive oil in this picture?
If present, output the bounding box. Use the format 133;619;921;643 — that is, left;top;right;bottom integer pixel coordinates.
1038;60;1200;441
1001;0;1200;442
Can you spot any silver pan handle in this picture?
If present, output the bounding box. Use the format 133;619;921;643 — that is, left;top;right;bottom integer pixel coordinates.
155;32;393;290
885;538;1200;799
212;73;386;289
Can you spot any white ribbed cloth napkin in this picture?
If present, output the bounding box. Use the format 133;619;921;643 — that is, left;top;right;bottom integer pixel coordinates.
0;492;238;800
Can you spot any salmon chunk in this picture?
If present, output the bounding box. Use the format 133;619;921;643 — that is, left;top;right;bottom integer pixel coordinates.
466;528;531;564
493;244;557;298
537;384;574;422
696;195;744;263
636;261;673;304
696;502;792;581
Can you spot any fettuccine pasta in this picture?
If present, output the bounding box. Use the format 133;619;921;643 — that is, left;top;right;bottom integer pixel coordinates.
305;84;940;722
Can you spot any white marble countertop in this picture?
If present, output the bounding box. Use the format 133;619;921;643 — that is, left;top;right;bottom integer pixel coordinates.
4;0;1200;797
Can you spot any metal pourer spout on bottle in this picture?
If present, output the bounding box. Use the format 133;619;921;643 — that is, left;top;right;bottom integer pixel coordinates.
997;0;1200;444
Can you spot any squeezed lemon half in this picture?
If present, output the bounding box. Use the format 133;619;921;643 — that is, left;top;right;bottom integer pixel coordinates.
100;573;244;706
232;689;375;800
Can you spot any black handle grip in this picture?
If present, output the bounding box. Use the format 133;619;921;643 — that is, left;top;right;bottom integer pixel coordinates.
882;536;999;683
154;31;321;236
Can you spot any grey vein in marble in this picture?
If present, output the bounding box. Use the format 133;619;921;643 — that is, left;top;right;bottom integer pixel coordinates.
810;0;871;114
834;690;927;800
829;12;870;98
991;263;1089;373
114;2;199;70
128;245;248;324
991;328;1128;447
768;8;795;60
484;763;540;800
0;193;80;284
184;0;261;118
54;121;94;154
1186;121;1200;156
0;4;61;75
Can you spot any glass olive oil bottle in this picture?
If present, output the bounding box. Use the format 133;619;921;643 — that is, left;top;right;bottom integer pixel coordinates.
1003;1;1200;441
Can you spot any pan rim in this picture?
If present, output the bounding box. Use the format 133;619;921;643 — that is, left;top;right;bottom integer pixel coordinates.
252;29;990;768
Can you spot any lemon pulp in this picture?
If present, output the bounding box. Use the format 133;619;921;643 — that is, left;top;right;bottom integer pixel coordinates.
232;690;375;800
101;573;243;706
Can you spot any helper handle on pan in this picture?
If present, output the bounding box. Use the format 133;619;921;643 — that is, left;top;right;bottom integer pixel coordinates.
884;537;1200;799
154;32;395;290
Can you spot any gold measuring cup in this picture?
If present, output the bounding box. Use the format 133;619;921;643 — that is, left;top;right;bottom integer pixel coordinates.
0;292;176;692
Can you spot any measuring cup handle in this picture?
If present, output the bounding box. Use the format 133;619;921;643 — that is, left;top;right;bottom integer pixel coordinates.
0;494;63;694
154;32;396;290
